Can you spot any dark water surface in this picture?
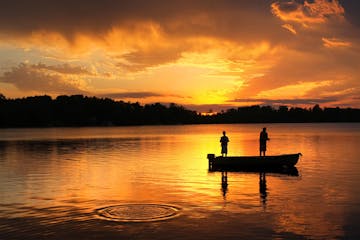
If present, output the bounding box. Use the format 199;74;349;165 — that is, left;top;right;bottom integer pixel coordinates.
0;123;359;239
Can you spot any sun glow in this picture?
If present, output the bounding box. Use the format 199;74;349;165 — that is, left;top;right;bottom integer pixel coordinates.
257;81;332;99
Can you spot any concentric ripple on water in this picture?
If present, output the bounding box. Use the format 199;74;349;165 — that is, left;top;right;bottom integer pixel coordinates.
96;204;181;222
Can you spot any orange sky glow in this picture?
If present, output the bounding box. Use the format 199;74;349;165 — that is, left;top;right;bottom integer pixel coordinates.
0;0;359;111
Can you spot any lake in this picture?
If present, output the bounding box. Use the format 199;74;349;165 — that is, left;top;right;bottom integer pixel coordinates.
0;123;360;239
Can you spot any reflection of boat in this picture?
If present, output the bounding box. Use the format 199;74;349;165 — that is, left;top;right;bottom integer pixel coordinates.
210;166;299;176
207;153;301;172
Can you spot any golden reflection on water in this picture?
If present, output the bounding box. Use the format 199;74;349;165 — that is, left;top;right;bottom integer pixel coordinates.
0;123;359;239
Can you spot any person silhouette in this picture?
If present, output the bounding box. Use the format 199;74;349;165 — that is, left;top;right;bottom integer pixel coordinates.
259;127;270;156
220;131;229;157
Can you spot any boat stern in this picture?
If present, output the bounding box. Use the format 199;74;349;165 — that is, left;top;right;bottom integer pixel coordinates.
207;154;216;169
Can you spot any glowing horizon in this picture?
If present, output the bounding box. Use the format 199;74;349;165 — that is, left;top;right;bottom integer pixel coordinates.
0;0;359;111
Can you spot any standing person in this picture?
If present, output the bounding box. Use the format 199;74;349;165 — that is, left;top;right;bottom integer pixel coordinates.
220;131;229;157
259;127;270;156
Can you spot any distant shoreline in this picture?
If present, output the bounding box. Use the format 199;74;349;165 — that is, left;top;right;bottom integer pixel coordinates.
0;94;359;127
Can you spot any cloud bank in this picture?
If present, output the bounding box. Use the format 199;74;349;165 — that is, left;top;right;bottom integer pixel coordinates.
0;0;359;108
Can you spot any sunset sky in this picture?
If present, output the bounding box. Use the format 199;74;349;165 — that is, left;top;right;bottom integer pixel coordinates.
0;0;359;111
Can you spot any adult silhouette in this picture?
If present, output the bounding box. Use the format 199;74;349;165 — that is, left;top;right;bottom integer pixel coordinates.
259;128;270;156
220;131;229;157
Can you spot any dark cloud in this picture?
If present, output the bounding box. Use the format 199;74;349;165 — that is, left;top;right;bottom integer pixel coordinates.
98;92;188;99
185;96;341;111
184;103;235;113
98;92;164;99
229;97;338;105
339;0;360;27
0;0;285;43
0;63;87;94
274;0;300;12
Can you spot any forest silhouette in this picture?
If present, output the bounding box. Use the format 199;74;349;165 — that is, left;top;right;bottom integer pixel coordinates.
0;94;359;127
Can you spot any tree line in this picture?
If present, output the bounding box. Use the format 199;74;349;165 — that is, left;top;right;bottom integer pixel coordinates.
204;105;360;123
0;94;359;127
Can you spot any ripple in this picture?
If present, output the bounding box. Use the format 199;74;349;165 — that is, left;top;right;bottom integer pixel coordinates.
95;204;181;222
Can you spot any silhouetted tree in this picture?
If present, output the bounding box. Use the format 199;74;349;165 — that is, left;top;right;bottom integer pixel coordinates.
0;94;359;127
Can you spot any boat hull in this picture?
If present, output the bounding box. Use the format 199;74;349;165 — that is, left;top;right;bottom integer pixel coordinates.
208;153;301;171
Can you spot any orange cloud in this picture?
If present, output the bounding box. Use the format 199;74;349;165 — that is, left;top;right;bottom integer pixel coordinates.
33;63;94;75
322;37;351;48
282;24;297;34
0;63;89;94
271;0;345;27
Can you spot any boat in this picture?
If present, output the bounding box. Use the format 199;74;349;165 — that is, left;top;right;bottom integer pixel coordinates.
207;153;301;171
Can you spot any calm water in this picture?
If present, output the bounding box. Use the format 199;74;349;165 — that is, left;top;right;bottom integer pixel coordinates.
0;123;359;239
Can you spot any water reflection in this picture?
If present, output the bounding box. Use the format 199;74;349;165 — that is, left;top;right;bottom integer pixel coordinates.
259;172;267;209
218;168;299;211
221;171;228;199
0;124;359;240
210;165;299;175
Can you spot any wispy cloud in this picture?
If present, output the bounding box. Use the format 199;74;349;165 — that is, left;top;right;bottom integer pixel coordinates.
322;37;351;48
97;92;164;99
228;97;338;106
184;103;235;112
282;24;297;34
97;91;189;100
